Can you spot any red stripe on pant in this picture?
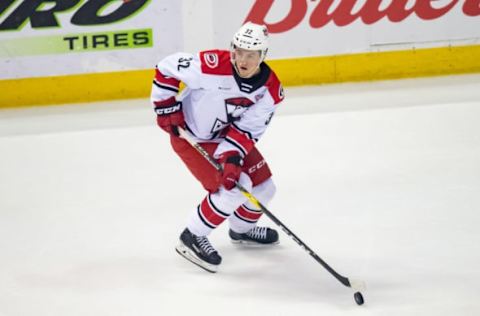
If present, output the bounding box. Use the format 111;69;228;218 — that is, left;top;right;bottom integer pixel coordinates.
198;195;228;227
234;205;262;223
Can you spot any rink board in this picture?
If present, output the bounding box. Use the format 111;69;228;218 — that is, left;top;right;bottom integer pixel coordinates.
1;44;480;108
1;0;480;108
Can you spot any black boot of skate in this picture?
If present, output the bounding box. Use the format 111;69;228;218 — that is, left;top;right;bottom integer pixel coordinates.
229;226;279;245
175;228;222;273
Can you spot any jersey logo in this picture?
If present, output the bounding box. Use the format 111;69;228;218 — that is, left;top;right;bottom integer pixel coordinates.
203;52;219;69
255;92;265;102
278;85;285;100
211;97;254;133
212;119;228;133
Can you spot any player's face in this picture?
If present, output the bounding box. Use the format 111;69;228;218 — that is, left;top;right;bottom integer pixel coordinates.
232;48;261;78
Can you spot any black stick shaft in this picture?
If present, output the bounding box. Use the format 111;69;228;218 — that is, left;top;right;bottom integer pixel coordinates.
237;185;351;288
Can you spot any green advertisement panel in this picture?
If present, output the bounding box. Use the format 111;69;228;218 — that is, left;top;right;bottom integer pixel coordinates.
0;1;182;79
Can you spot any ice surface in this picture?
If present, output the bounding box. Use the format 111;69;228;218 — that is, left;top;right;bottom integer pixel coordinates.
1;74;480;316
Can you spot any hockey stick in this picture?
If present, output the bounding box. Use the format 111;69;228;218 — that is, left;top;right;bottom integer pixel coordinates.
177;127;366;305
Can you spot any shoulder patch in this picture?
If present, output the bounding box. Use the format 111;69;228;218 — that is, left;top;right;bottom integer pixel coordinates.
199;50;232;76
265;70;284;105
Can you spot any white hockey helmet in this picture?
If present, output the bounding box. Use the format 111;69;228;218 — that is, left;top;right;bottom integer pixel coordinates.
231;22;269;63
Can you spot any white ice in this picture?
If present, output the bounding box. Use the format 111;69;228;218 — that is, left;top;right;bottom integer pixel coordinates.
1;74;480;316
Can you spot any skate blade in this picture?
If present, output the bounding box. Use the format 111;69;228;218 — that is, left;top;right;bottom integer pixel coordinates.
175;243;219;273
230;239;280;246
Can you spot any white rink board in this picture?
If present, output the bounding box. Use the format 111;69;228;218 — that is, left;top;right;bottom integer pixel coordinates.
210;0;480;58
1;0;480;79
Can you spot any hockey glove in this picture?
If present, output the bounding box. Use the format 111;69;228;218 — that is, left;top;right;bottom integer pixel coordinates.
218;151;243;190
154;96;185;136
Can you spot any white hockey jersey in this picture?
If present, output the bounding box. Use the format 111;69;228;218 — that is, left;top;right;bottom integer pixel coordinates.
150;49;284;158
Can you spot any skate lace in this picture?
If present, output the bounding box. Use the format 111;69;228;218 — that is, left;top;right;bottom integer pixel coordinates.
247;227;267;240
196;236;216;255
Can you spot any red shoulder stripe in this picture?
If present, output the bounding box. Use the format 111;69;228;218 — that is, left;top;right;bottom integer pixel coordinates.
199;50;232;76
265;71;284;105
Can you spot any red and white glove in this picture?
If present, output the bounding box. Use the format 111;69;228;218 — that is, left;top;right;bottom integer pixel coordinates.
218;151;243;190
154;96;185;136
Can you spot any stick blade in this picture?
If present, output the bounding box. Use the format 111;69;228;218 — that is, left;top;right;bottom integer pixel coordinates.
349;279;366;292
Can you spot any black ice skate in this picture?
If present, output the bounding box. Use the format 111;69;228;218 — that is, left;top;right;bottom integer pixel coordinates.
229;226;279;245
175;228;222;273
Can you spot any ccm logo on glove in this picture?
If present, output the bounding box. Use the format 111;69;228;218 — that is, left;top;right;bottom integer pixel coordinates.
154;96;185;136
155;103;181;115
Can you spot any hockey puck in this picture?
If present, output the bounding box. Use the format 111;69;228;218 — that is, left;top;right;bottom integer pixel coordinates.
354;292;364;305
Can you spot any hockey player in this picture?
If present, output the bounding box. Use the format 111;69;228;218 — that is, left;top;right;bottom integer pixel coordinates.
150;22;285;272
